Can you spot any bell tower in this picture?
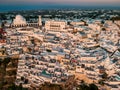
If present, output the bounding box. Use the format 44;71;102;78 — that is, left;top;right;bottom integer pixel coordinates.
38;15;42;26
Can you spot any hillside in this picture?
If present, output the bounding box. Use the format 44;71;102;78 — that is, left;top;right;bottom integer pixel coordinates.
0;55;19;90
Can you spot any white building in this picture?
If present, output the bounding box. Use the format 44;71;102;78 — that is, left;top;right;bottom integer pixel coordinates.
70;21;85;26
12;15;27;27
80;56;97;61
45;20;67;32
12;15;42;27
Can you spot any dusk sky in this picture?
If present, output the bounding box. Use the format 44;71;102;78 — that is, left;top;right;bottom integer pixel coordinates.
0;0;120;11
0;0;120;6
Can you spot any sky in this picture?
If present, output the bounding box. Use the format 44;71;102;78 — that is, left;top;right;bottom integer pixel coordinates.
0;0;120;6
0;0;120;11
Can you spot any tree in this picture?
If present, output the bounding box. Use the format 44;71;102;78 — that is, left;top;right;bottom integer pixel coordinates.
76;80;90;90
24;79;28;84
102;72;108;79
21;76;25;81
77;84;90;90
4;57;11;64
98;79;105;86
89;83;98;90
19;83;23;90
8;83;16;90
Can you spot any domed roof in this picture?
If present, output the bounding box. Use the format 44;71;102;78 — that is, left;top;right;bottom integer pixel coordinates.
15;15;25;20
13;15;27;25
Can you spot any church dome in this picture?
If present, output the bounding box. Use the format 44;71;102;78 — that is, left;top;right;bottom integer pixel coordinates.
16;15;24;20
13;15;27;25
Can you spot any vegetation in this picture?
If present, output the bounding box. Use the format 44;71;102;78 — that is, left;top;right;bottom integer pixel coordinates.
111;16;120;21
46;49;52;52
76;80;98;90
39;82;63;90
98;79;105;86
102;72;108;80
8;83;28;90
0;56;19;89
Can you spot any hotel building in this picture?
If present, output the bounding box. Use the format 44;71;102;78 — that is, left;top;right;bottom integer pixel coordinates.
45;20;67;32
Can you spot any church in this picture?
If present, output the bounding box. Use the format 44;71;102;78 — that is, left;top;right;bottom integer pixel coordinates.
11;15;42;27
